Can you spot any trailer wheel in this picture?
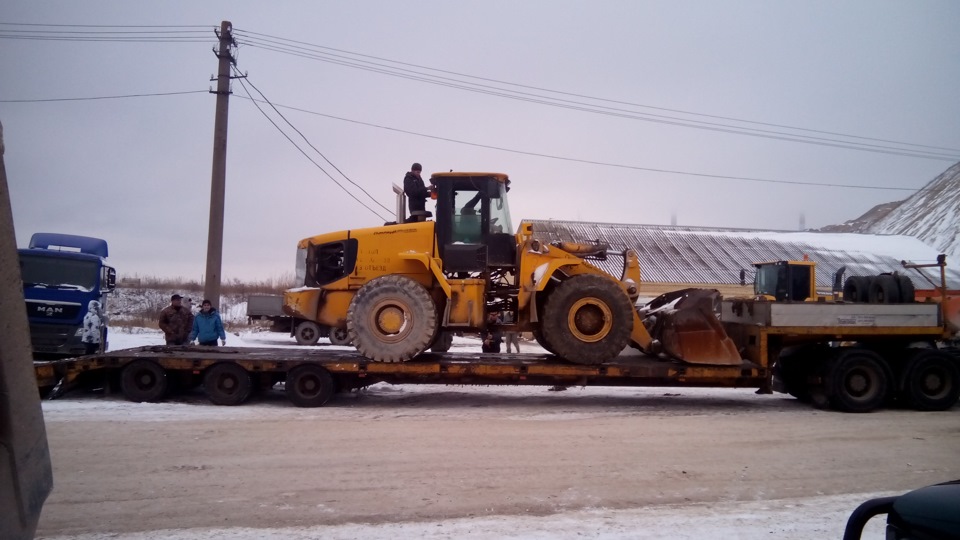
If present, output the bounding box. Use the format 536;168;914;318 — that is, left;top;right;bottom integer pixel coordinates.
286;364;336;407
540;274;633;365
329;327;352;346
825;349;890;413
348;275;438;362
900;350;960;411
868;275;900;304
430;331;454;353
773;346;825;403
294;321;322;345
203;362;253;406
120;360;168;403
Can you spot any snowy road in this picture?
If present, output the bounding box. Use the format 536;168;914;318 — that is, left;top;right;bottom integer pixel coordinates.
34;329;960;539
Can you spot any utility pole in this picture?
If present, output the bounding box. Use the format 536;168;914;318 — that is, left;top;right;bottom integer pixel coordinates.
204;20;235;309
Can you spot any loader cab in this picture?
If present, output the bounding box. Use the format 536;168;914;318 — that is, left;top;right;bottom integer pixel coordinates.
431;172;515;274
754;260;816;302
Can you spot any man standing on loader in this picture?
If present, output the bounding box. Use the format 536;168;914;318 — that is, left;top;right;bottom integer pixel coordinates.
403;162;430;222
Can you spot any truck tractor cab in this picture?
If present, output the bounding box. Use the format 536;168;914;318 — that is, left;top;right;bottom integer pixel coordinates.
753;260;817;302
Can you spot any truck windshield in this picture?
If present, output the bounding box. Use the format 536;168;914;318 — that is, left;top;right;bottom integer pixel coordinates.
20;254;99;291
754;265;780;297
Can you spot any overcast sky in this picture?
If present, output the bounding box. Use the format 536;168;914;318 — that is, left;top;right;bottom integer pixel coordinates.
2;1;958;282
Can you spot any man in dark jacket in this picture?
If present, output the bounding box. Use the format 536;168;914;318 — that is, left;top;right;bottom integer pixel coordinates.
403;162;430;220
158;294;194;345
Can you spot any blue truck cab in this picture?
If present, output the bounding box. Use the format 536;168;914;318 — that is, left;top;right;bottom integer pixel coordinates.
18;233;116;358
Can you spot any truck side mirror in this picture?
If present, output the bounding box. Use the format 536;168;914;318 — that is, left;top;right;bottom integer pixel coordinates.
103;267;117;291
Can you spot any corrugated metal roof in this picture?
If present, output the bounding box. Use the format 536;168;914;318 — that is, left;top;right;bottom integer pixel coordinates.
526;220;960;289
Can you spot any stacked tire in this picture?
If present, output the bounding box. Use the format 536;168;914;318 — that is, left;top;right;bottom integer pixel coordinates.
843;274;915;304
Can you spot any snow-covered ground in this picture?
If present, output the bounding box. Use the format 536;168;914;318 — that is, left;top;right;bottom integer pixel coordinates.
38;329;904;539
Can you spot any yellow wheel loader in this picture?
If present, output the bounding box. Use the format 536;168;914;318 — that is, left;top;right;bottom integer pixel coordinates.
283;172;740;365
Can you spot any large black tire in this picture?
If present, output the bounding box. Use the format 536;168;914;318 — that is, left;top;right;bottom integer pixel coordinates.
120;359;168;403
773;346;826;403
896;275;915;304
824;349;890;413
531;327;557;355
540;274;633;365
329;327;352;346
203;362;253;406
900;350;960;411
868;275;900;304
430;331;454;353
295;321;322;345
347;275;438;362
286;364;336;407
843;276;869;303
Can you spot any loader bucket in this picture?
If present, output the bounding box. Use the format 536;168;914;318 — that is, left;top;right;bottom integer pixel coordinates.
640;288;742;366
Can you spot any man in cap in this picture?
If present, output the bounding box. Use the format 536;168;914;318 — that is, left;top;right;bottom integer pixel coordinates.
158;294;194;345
403;162;430;221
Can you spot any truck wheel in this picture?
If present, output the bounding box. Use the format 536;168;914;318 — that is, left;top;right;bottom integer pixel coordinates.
540;274;633;365
825;349;890;412
203;362;253;406
347;275;438;362
868;275;900;304
430;331;454;353
329;327;352;346
773;346;825;403
295;321;322;345
900;350;960;411
286;364;336;407
120;359;168;403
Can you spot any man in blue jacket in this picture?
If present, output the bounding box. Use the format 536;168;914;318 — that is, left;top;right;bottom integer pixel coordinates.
189;299;226;346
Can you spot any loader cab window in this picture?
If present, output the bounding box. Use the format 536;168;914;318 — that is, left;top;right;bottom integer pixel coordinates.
488;181;513;235
754;264;780;298
305;239;358;287
453;189;483;243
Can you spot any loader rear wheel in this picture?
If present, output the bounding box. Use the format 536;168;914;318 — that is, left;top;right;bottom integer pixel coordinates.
120;359;168;403
204;362;253;406
825;349;890;413
540;274;633;365
294;321;322;345
286;364;336;407
900;350;960;411
868;275;900;304
329;327;352;346
348;275;438;362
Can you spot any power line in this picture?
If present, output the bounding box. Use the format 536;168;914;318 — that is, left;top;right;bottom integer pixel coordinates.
0;90;208;103
234;94;924;193
233;29;960;158
234;69;393;216
0;22;212;28
232;73;389;221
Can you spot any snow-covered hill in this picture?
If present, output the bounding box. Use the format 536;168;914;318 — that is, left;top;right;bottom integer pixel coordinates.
822;161;960;258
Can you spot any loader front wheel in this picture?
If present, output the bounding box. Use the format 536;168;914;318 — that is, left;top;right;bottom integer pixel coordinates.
540;274;633;365
348;275;438;362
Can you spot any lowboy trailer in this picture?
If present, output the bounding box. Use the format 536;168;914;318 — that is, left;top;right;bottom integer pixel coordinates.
34;296;958;412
